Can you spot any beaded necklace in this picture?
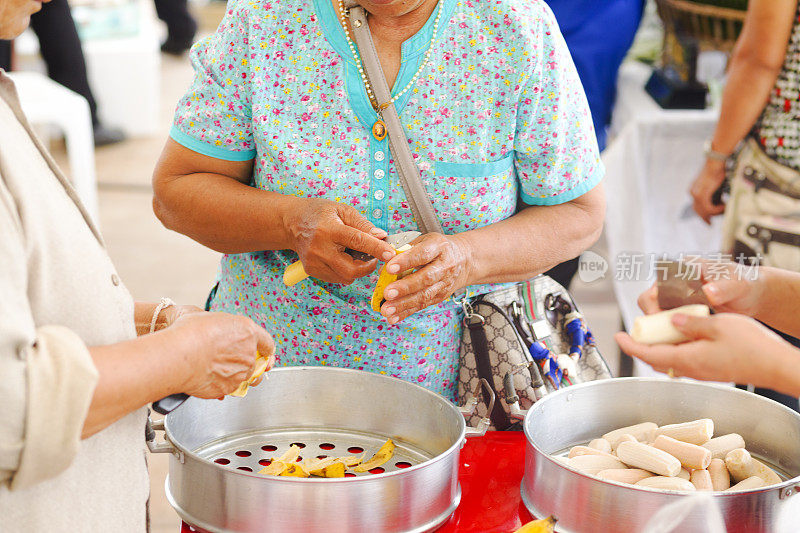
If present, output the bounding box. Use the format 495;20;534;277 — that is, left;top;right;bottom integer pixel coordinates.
336;0;443;140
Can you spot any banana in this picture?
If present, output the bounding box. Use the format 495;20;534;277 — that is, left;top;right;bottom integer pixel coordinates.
514;516;557;533
370;244;413;313
353;439;396;472
230;354;270;397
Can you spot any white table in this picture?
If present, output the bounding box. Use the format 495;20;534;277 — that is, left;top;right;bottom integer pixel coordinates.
602;62;723;375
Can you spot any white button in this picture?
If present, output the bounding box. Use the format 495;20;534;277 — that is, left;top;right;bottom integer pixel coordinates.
372;209;382;219
111;274;121;286
375;151;385;161
374;169;385;180
374;190;385;200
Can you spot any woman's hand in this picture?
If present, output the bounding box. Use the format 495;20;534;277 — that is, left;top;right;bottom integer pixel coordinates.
638;262;765;317
615;312;791;386
379;233;473;324
284;198;396;285
168;312;276;399
690;159;727;224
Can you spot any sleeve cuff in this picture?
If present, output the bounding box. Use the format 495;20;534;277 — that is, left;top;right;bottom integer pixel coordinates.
170;125;257;162
519;162;605;206
11;326;99;491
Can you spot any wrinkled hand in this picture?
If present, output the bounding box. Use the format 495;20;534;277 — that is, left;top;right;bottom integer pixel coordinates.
380;233;473;324
168;312;276;399
285;198;396;285
615;312;787;386
638;261;764;317
690;160;727;224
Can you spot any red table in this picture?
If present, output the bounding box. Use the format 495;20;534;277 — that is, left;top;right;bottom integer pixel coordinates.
181;431;531;533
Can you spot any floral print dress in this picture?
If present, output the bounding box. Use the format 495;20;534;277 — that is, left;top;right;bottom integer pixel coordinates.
170;0;603;401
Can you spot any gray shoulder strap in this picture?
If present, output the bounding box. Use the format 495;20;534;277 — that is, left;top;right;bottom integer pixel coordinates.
347;4;444;235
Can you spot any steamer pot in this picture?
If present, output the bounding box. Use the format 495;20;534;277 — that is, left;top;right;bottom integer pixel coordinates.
521;378;800;532
147;367;493;533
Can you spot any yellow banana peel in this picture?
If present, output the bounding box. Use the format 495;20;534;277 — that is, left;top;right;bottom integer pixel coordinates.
230;354;270;398
258;445;302;475
353;439;395;472
279;464;309;477
514;516;558;533
312;462;346;478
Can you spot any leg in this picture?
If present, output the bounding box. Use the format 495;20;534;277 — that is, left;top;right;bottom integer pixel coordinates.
28;0;99;125
154;0;197;55
0;40;12;71
29;0;125;145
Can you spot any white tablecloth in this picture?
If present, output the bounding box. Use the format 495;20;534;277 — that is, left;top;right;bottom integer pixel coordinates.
602;62;723;375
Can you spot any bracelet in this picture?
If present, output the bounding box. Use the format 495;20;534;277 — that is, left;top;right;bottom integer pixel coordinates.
704;139;731;162
149;297;176;334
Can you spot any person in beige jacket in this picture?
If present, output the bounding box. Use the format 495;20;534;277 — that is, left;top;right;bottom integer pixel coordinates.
0;0;276;530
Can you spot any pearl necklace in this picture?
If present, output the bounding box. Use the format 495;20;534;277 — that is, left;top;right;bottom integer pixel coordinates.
337;0;444;110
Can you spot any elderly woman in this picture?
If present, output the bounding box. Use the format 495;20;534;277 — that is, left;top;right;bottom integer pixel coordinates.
153;0;605;400
0;0;274;529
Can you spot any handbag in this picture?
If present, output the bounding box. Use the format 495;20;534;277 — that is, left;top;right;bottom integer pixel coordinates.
347;2;612;429
721;137;800;271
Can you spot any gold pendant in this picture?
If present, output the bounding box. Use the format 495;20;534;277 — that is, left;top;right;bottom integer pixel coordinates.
372;120;387;141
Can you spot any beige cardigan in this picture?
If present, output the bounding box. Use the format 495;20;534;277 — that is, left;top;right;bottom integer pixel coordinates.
0;72;148;531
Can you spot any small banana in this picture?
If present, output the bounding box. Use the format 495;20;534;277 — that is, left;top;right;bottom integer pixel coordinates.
514;516;557;533
370;244;413;313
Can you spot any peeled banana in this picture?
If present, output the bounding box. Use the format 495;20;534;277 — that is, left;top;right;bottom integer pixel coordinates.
514;516;557;533
353;439;396;472
370;244;412;313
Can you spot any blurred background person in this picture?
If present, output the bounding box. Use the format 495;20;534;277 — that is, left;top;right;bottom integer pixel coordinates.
690;0;799;224
543;0;645;288
685;0;800;410
0;0;125;145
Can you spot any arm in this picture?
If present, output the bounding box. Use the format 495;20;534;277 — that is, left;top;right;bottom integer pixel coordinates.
740;267;800;338
691;0;796;222
616;313;800;398
153;141;395;284
83;312;275;438
638;264;800;339
458;183;604;285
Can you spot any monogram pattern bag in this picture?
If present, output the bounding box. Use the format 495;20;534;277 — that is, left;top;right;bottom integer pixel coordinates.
721;138;800;271
458;276;611;430
347;3;612;429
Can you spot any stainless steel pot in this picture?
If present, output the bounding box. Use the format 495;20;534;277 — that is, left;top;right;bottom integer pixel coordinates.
520;378;800;532
147;367;493;533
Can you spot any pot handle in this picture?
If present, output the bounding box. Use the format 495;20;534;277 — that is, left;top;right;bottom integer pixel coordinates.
461;378;495;438
145;411;184;463
779;485;800;500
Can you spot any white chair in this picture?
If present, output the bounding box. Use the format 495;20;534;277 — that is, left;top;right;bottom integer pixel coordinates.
8;71;99;225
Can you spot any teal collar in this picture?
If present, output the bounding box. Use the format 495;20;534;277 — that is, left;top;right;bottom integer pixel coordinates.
312;0;457;63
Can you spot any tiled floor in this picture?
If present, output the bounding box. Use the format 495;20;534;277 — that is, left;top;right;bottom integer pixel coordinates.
43;13;623;532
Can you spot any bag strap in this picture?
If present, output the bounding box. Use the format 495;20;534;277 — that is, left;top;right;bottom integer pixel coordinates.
347;2;468;303
346;3;443;235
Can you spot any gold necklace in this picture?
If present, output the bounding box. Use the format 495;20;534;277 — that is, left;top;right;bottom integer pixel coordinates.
336;0;444;141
